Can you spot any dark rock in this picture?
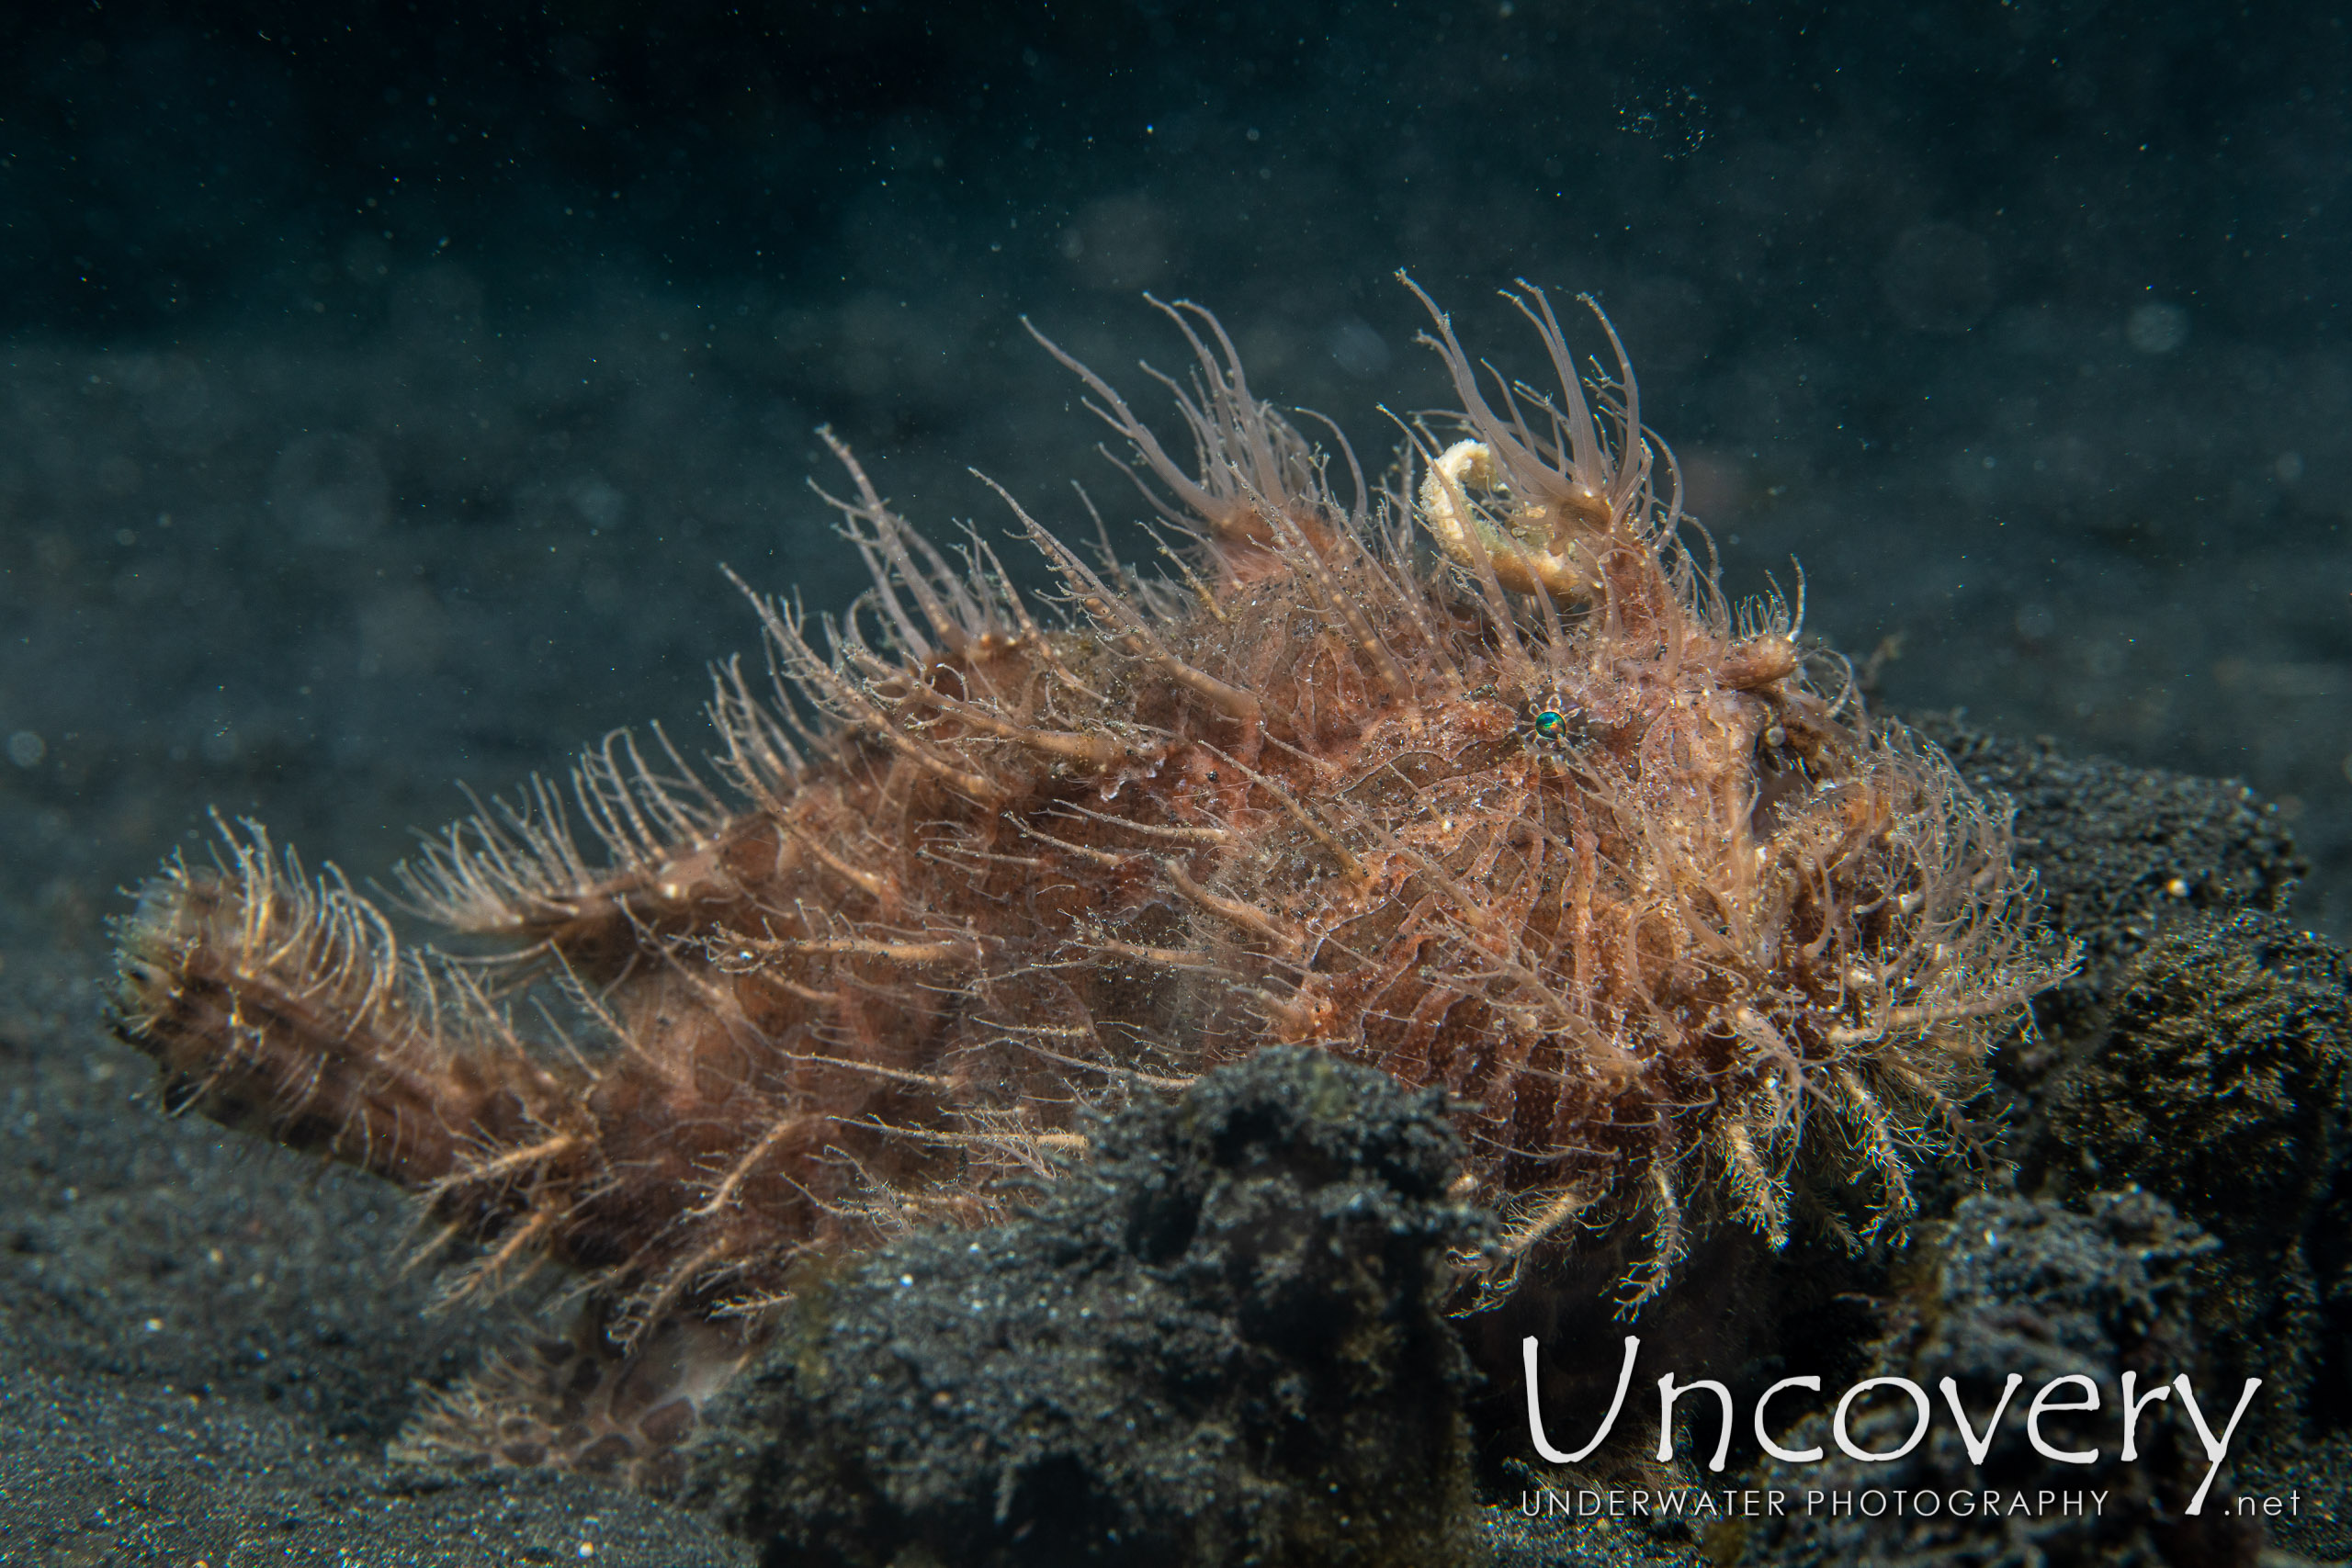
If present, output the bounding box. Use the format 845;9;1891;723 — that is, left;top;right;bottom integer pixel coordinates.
1912;719;2305;999
1736;1192;2262;1568
2018;908;2352;1551
2036;912;2350;1267
692;1046;1487;1568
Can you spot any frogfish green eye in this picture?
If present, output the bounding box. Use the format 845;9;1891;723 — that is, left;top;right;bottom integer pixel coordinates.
1532;709;1567;739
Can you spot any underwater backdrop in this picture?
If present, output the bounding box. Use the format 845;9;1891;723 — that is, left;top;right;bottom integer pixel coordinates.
1;2;2346;1563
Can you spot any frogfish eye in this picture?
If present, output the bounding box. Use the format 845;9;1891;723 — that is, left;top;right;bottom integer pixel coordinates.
1532;709;1567;739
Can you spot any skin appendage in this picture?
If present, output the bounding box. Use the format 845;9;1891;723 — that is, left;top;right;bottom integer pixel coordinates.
111;276;2064;1485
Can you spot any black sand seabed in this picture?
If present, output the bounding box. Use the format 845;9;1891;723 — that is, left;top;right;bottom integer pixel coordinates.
2;3;2347;1562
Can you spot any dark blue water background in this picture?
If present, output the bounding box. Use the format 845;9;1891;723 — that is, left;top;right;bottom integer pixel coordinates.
3;0;2345;950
